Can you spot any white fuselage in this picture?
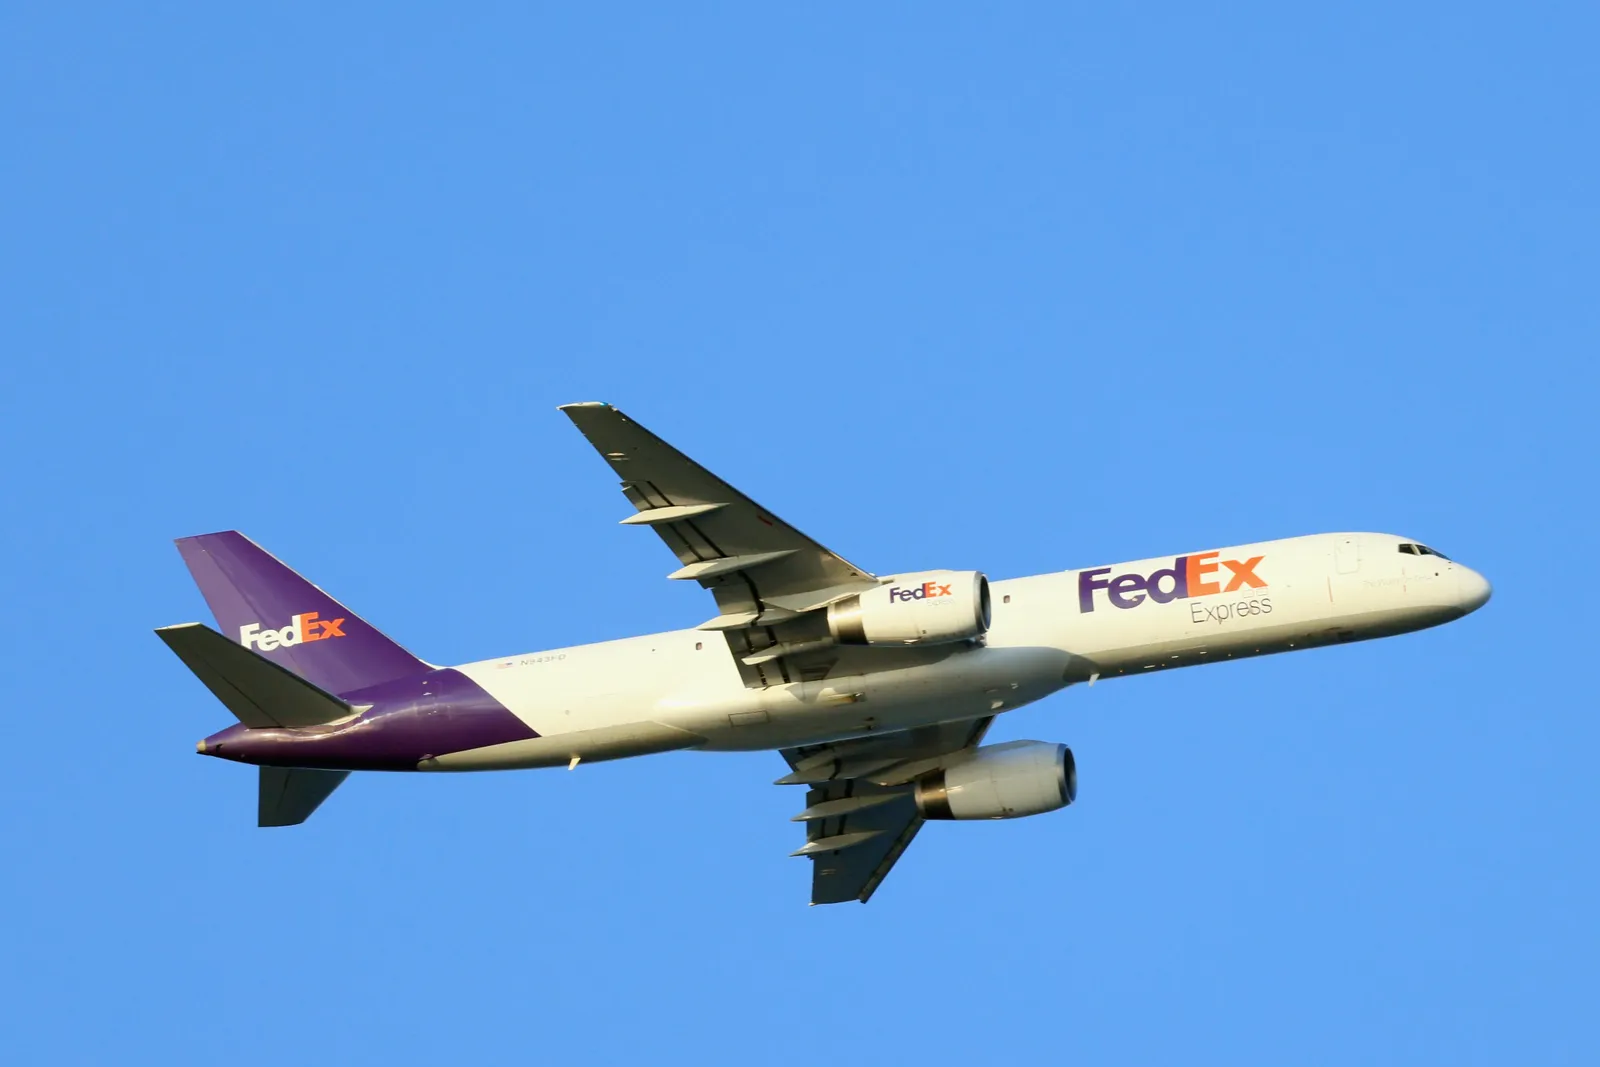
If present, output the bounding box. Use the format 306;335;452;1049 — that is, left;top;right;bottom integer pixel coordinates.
437;532;1489;766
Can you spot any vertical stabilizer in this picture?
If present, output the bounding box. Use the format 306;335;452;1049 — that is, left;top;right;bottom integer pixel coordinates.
175;531;427;697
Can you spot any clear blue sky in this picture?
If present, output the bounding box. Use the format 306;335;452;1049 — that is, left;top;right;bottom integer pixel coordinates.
2;4;1594;1063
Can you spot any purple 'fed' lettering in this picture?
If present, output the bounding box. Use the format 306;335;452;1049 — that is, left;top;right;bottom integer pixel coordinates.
1079;552;1268;612
888;580;954;604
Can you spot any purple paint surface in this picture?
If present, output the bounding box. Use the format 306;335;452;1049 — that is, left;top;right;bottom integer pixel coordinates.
176;531;428;696
201;668;538;771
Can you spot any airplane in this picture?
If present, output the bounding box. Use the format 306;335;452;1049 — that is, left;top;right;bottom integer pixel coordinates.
158;402;1492;905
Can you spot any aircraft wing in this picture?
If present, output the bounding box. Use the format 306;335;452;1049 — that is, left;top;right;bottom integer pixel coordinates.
780;716;993;905
561;402;882;686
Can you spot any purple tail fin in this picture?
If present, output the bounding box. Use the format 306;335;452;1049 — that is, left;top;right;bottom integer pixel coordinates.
174;531;428;697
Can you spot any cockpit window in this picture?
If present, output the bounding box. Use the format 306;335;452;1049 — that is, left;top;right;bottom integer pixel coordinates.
1398;543;1417;555
1399;542;1452;561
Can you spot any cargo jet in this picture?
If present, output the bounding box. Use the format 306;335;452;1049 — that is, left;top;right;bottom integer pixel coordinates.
158;403;1492;904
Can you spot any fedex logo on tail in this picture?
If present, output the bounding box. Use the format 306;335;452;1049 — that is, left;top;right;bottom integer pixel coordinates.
240;612;346;651
1078;552;1266;612
889;581;954;603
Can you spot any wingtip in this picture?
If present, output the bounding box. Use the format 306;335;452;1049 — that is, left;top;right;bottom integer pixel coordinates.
154;622;204;635
174;529;241;547
557;401;611;412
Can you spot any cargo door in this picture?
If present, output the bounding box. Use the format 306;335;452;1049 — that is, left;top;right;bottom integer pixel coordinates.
1334;536;1361;575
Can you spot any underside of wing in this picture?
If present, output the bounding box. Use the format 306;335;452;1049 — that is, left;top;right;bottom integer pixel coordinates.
561;402;881;686
781;716;993;905
797;783;924;905
258;767;349;827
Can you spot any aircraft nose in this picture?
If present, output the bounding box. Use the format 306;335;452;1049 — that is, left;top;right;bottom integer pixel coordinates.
1456;567;1492;614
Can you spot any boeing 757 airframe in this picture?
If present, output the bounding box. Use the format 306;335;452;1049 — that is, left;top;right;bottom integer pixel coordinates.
158;403;1492;904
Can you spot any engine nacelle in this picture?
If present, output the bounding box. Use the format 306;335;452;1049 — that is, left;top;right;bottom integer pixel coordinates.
827;570;991;646
914;740;1077;820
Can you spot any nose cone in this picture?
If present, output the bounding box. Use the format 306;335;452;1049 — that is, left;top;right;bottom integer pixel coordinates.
1456;567;1492;615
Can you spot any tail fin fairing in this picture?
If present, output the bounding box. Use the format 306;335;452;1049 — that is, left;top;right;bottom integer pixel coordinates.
174;531;427;697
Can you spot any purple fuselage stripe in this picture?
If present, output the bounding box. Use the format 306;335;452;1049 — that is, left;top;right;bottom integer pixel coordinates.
201;668;536;771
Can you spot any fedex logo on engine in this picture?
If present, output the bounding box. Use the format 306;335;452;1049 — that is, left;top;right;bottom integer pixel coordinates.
1078;552;1266;612
239;611;346;651
889;581;954;603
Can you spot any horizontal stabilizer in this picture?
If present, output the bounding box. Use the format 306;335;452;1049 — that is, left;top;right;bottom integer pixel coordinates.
156;622;354;728
260;767;349;827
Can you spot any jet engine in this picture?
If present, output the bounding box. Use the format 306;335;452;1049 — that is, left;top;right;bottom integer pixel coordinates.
914;740;1077;820
827;570;991;646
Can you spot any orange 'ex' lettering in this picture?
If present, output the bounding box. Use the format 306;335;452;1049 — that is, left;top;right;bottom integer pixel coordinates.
1222;556;1266;592
1185;552;1221;596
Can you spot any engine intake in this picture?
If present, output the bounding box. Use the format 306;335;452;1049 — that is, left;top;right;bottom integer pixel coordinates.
915;740;1076;820
827;570;991;646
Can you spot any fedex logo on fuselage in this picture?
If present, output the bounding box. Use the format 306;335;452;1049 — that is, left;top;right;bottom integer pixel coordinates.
239;611;346;651
889;581;953;603
1078;552;1265;612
